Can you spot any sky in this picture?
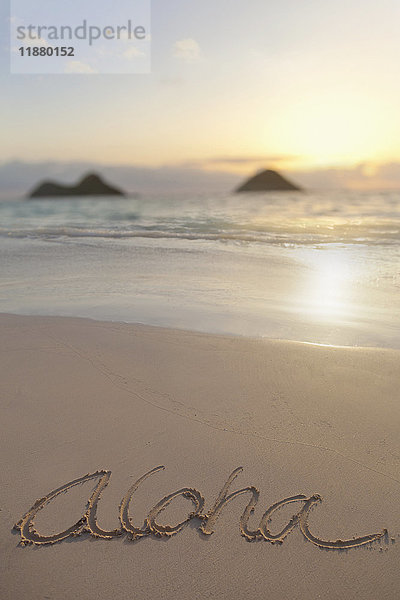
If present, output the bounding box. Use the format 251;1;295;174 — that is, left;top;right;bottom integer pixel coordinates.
1;0;400;193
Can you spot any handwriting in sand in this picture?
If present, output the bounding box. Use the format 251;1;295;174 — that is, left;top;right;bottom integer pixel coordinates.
14;466;387;550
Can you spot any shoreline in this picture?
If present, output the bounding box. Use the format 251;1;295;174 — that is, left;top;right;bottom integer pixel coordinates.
1;313;400;599
1;232;399;351
1;311;399;353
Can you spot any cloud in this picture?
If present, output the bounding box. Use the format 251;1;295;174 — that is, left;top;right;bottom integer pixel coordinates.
64;61;97;74
1;159;400;199
0;160;240;199
11;35;50;57
93;44;145;60
181;155;301;174
21;36;49;48
195;155;300;166
122;46;145;60
374;162;400;182
172;38;201;63
292;162;400;190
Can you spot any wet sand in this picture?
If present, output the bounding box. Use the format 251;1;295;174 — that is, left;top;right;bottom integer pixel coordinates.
1;313;400;599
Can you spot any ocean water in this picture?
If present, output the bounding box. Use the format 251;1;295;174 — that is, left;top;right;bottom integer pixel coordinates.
0;190;399;348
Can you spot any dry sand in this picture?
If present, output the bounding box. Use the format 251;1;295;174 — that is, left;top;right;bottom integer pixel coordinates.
1;313;400;599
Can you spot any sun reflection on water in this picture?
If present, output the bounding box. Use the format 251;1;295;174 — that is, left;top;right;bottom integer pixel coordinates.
300;250;357;321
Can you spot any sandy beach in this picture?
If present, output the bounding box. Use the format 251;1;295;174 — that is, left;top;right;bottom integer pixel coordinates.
1;312;399;599
3;1;400;598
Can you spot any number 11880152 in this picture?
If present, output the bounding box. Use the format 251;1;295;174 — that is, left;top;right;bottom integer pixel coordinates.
19;46;75;57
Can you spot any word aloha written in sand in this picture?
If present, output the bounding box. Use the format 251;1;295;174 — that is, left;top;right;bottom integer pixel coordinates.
15;466;387;550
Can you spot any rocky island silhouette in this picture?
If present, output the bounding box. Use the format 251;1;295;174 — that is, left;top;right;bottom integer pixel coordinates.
29;173;125;198
236;169;302;192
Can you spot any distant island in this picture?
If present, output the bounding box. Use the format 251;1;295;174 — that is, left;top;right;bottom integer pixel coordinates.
235;169;302;192
29;173;125;198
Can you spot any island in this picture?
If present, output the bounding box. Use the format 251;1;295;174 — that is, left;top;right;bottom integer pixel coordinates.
235;169;302;192
29;173;125;198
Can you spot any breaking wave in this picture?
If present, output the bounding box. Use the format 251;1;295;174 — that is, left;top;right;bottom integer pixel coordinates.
1;222;399;246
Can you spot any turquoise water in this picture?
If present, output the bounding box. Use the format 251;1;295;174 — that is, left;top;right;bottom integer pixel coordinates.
1;191;400;245
0;191;399;348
